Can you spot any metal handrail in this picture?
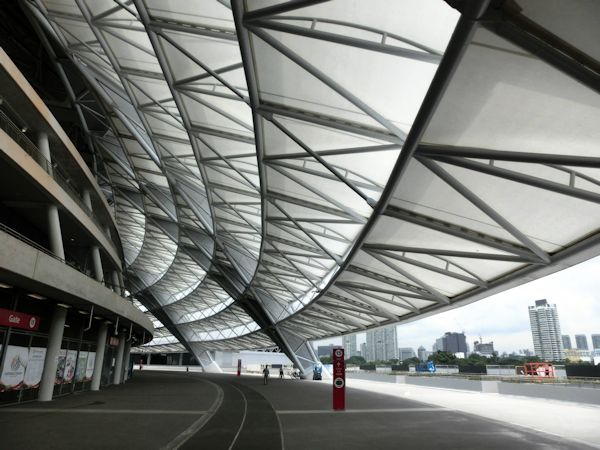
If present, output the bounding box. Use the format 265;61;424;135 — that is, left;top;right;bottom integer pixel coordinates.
0;109;114;246
0;222;128;298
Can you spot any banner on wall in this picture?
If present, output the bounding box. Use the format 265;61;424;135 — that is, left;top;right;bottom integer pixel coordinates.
55;349;66;384
0;345;29;391
85;352;96;381
64;350;77;383
75;352;88;382
24;347;47;388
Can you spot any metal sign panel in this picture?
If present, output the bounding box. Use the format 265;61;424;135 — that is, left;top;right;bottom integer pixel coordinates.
0;308;40;331
332;346;345;410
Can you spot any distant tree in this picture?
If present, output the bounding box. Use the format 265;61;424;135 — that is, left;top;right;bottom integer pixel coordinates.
320;356;332;364
404;357;420;365
459;354;489;367
428;351;457;365
345;355;366;365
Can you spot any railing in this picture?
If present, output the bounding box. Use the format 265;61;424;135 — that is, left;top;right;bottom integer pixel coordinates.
0;109;114;247
0;221;128;297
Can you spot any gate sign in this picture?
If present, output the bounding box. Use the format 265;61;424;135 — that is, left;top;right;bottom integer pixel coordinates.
0;308;40;331
237;359;242;377
332;346;345;410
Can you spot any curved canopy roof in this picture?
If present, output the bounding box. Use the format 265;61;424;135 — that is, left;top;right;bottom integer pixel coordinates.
26;0;600;360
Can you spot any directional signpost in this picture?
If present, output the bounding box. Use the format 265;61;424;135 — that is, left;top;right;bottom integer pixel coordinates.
332;346;345;410
237;359;242;376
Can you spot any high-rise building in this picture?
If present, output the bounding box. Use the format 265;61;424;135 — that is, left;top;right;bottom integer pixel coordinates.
433;332;468;357
398;348;415;361
575;334;589;350
343;334;358;358
561;335;572;350
360;342;367;359
417;346;430;361
592;334;600;350
316;344;334;358
528;299;564;361
365;325;398;362
473;340;495;356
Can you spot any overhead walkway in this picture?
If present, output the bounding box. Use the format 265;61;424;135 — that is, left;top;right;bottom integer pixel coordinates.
0;370;596;450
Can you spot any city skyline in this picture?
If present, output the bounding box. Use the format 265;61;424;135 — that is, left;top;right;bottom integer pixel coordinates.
314;255;600;356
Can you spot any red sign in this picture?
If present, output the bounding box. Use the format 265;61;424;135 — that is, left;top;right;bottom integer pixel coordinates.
0;308;40;331
332;346;345;410
237;359;242;377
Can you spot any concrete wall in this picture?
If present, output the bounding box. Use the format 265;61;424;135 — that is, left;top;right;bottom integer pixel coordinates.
406;376;483;391
498;382;600;405
0;228;152;335
347;372;398;383
486;366;516;376
348;371;600;405
0;128;121;268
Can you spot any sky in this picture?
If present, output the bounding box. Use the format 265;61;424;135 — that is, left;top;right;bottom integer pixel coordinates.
313;255;600;355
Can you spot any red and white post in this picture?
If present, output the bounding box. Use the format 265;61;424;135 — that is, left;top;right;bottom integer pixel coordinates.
332;347;345;410
237;358;242;376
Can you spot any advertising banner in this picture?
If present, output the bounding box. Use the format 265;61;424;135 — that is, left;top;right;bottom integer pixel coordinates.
0;345;29;391
75;351;88;382
0;308;40;331
332;347;345;410
24;347;47;388
64;350;77;383
55;349;66;384
85;352;96;381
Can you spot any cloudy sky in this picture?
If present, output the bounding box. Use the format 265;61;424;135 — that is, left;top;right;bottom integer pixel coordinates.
313;255;600;354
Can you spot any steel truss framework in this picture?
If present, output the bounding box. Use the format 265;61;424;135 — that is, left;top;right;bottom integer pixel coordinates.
23;0;600;370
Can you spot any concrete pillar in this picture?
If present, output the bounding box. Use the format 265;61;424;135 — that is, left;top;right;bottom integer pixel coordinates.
37;132;64;260
37;132;52;174
122;340;132;382
82;189;92;211
147;353;151;365
117;272;126;297
47;204;65;260
91;246;103;282
113;331;126;385
178;353;183;366
38;305;68;401
91;322;108;391
111;270;120;295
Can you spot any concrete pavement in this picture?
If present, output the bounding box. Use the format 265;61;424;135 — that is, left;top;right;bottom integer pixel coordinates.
0;371;596;449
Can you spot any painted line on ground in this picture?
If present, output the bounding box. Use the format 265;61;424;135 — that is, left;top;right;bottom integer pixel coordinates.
228;384;248;450
0;408;207;415
162;378;224;450
276;407;446;414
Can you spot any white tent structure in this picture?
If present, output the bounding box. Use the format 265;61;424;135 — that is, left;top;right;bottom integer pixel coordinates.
23;0;600;374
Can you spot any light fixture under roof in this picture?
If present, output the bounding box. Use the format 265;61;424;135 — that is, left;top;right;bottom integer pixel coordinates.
56;303;71;308
27;293;46;300
78;310;89;315
0;282;13;289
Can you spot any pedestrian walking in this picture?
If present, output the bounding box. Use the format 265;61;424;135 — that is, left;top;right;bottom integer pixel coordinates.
279;367;284;379
263;365;270;385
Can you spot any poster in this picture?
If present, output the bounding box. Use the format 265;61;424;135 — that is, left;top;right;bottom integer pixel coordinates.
63;350;77;383
0;345;29;391
24;347;46;388
85;352;96;381
75;351;88;382
55;349;66;384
